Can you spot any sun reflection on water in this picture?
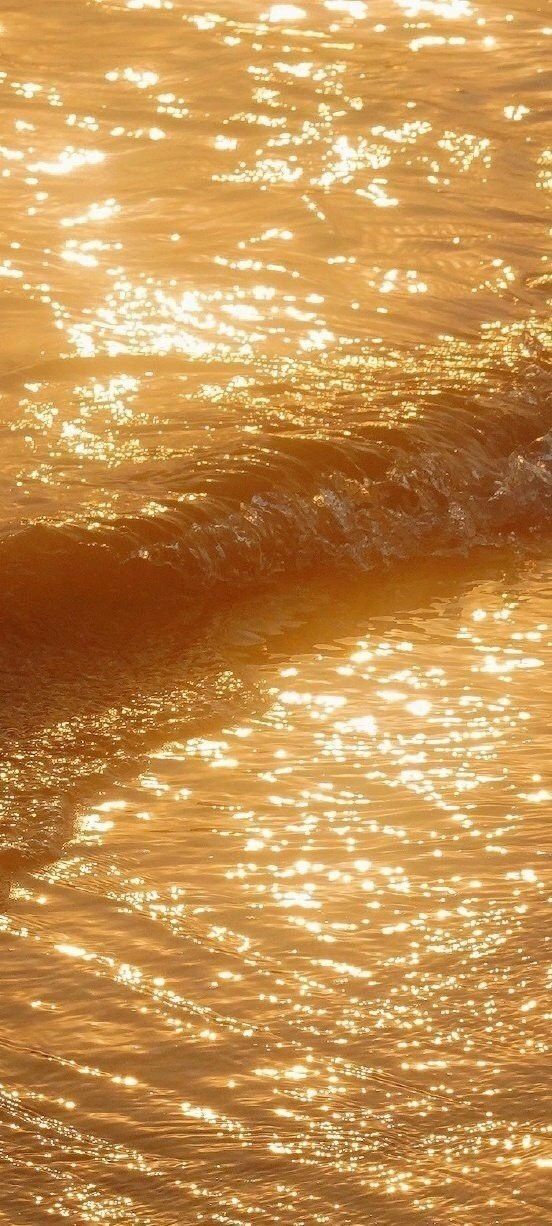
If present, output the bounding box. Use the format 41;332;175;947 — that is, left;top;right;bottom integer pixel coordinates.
1;562;550;1220
0;0;550;1220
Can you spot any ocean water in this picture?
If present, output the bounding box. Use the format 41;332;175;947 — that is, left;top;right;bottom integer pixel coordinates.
0;1;550;1222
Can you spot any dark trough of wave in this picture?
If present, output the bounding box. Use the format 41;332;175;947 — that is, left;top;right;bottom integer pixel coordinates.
0;344;550;881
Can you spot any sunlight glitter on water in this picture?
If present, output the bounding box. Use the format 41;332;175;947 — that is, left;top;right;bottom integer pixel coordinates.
0;1;550;1221
1;560;550;1222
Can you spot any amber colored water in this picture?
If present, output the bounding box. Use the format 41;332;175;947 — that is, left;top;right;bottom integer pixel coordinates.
0;2;550;1223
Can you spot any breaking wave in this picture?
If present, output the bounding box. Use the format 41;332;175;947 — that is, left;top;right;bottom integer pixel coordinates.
1;347;551;638
0;340;550;871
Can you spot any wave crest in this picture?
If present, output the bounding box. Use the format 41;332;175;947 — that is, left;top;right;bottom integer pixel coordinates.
2;349;550;635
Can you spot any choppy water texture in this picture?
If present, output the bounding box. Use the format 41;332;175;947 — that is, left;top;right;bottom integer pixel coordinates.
0;1;551;1222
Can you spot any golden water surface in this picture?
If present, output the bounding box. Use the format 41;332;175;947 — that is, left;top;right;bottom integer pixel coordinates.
0;1;550;1223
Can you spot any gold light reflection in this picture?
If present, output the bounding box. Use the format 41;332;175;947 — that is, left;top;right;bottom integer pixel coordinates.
0;0;541;384
0;0;550;1221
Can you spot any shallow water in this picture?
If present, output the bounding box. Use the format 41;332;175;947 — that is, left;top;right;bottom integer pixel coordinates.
0;1;550;1222
2;555;552;1223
